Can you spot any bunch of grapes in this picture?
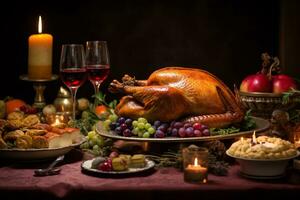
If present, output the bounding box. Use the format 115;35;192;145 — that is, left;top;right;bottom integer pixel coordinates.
147;120;210;138
132;117;156;138
80;130;105;155
20;104;38;114
102;113;118;130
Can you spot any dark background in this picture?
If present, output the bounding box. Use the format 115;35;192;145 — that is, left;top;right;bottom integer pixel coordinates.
0;0;299;104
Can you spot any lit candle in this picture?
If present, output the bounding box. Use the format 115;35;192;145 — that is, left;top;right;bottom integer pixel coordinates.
251;131;257;145
28;16;53;80
184;158;208;183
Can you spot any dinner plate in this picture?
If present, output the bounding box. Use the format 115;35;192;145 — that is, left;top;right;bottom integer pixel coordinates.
0;140;84;161
81;158;155;176
96;117;270;143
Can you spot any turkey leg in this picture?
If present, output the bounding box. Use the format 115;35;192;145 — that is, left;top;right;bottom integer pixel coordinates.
114;84;189;122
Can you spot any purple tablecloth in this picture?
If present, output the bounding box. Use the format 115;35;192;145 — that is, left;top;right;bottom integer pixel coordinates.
0;150;300;200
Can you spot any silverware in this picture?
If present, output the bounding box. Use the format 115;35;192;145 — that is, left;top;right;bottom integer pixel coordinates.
34;155;64;176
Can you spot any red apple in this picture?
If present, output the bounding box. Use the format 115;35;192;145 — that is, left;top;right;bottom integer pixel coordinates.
240;74;272;92
272;74;297;93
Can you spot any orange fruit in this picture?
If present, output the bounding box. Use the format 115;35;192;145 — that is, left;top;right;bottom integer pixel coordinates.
94;105;108;116
5;99;26;114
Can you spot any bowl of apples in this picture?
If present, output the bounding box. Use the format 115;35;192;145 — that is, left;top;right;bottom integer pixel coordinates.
239;53;299;118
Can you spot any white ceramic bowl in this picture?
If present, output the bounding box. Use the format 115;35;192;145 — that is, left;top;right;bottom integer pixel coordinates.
226;150;300;178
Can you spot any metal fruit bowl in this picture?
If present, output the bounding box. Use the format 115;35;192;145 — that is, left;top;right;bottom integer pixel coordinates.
238;91;298;118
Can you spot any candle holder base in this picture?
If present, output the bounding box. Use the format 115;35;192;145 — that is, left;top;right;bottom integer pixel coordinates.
20;74;58;110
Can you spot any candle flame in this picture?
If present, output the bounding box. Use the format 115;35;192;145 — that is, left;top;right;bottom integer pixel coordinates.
241;137;244;142
194;158;199;166
38;16;42;33
252;131;257;144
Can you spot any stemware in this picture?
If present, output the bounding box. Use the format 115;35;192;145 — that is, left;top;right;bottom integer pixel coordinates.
59;44;86;120
85;41;110;96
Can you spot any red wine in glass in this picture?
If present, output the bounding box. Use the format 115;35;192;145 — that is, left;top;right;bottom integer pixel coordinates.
86;65;110;84
60;68;87;88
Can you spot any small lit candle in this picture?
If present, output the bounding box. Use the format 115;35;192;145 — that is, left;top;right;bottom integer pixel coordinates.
50;115;67;128
28;16;53;80
184;158;208;183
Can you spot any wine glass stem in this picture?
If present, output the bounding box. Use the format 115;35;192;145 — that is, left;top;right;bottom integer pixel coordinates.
70;87;78;120
94;82;101;107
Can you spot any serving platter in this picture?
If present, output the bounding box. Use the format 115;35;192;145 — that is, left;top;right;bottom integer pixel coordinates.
81;158;155;176
0;140;84;160
96;117;270;143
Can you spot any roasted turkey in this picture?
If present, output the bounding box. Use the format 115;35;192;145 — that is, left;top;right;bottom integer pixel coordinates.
109;67;244;128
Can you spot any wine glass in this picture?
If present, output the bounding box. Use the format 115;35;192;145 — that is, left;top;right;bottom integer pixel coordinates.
59;44;86;120
85;41;110;96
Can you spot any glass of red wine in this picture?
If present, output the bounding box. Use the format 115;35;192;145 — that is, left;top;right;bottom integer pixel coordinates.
85;41;110;96
60;44;86;120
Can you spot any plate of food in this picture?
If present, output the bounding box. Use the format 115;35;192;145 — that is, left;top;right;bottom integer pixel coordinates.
0;112;84;160
81;154;155;176
226;135;300;178
96;117;270;143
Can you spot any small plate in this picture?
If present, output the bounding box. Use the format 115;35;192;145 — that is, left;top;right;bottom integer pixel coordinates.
81;158;155;176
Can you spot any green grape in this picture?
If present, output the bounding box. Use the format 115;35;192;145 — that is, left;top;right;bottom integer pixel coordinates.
137;122;145;130
103;119;112;130
138;131;144;138
109;114;118;122
80;142;89;149
143;132;150;138
88;140;96;148
92;149;100;156
145;123;152;129
148;127;155;134
132;120;138;127
138;117;147;124
132;127;139;135
96;136;104;147
93;144;100;151
88;131;96;139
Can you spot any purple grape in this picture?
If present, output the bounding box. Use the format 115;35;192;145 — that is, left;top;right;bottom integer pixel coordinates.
109;122;117;130
167;127;172;136
154;130;165;138
115;127;122;135
173;122;184;129
186;127;194;137
171;128;178;137
118;117;126;124
202;129;210;136
184;123;192;129
123;129;132;137
115;122;120;127
194;129;202;137
158;123;169;132
200;124;208;131
178;127;186;137
125;118;133;126
170;121;175;128
153;120;161;128
120;123;127;131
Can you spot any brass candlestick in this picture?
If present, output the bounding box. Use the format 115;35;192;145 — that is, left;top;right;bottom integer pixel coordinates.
19;74;58;110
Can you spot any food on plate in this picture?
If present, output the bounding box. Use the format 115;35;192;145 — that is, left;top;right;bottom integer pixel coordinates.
112;156;129;171
227;135;297;159
32;136;49;148
129;154;146;168
91;154;148;172
0;111;82;149
16;135;33;149
109;67;244;128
